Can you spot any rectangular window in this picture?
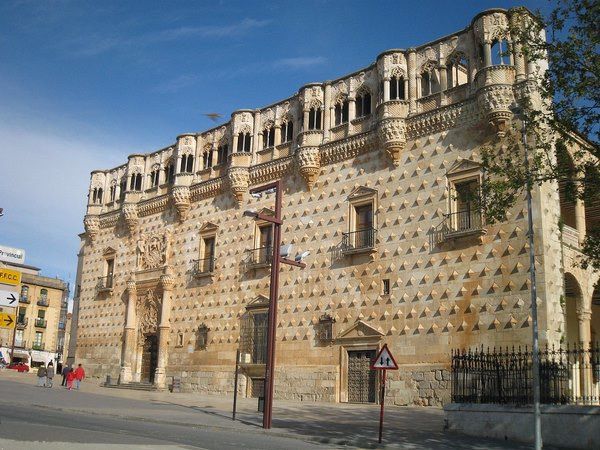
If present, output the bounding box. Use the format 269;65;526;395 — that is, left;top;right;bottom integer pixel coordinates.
38;310;45;319
451;178;481;233
15;329;24;346
382;279;390;295
201;236;215;272
105;258;115;288
34;332;43;346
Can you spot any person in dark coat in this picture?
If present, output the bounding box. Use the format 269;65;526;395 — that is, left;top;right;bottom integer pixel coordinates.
46;362;55;388
61;365;71;387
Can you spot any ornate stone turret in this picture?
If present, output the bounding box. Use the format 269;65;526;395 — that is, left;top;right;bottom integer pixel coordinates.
122;203;138;235
171;185;190;222
227;152;251;203
296;146;321;190
83;215;100;242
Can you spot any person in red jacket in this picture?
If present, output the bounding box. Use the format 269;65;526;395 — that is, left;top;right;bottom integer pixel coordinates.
66;367;76;391
73;364;85;390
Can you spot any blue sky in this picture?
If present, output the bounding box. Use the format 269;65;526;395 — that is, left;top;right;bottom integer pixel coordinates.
0;0;545;291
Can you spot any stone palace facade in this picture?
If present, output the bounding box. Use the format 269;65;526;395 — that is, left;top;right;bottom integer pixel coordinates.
73;8;599;405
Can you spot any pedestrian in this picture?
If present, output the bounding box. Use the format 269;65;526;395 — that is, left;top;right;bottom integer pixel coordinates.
74;363;85;390
61;365;71;386
66;367;76;390
36;365;47;387
57;361;62;374
46;362;55;388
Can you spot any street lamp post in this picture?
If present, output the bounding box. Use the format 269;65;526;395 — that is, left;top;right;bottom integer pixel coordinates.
245;180;306;430
511;104;542;450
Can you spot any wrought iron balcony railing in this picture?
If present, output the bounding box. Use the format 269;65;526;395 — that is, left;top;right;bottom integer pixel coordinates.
14;340;27;348
97;276;114;292
37;299;49;307
19;296;30;304
34;318;47;328
193;257;215;276
246;246;272;268
434;210;484;243
32;343;44;351
16;317;28;329
342;228;377;254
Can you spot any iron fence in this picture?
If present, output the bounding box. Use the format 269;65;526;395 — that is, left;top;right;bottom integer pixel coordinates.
246;246;272;267
451;344;600;406
239;313;268;364
194;257;215;274
342;228;377;251
97;276;114;290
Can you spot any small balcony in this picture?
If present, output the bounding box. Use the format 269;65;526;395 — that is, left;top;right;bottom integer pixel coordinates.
342;228;377;255
32;343;44;351
16;317;28;329
193;257;215;278
37;299;49;307
246;247;272;269
97;276;114;294
14;340;27;348
434;210;485;243
19;296;30;304
34;318;47;328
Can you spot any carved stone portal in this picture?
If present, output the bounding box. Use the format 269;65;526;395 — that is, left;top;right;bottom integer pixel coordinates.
136;230;171;271
136;288;160;342
296;146;321;190
377;118;406;165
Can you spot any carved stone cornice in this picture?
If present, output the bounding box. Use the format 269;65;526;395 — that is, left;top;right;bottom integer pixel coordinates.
99;212;120;228
138;195;169;218
249;156;293;186
320;131;378;166
377;117;406;165
296;147;321;190
406;99;481;139
190;177;225;201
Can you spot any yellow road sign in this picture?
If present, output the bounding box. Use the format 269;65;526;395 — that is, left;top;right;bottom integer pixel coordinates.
0;268;21;287
0;312;15;328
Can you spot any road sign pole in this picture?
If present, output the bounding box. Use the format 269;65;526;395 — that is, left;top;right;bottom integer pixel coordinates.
9;311;17;363
378;369;386;444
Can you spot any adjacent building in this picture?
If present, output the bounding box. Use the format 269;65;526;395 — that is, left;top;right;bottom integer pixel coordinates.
0;259;69;367
73;8;599;405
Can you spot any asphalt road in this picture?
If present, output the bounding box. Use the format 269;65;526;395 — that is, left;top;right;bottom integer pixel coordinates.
0;401;322;450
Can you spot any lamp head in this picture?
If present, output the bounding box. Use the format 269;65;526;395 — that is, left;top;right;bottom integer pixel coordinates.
242;209;258;218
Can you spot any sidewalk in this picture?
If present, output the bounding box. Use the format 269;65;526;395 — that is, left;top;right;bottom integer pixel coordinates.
0;370;539;449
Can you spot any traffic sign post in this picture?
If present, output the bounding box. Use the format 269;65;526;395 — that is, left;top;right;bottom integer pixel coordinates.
0;268;21;287
370;344;398;444
0;288;18;307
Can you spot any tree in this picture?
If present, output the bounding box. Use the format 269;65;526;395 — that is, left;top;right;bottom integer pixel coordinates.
481;1;600;270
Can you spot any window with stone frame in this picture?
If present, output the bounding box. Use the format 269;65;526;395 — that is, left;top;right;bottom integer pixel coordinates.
237;132;252;152
281;119;293;143
445;159;484;235
217;143;228;165
239;297;269;364
180;154;194;173
446;54;469;88
355;90;372;118
308;107;322;130
343;187;378;253
150;167;160;187
420;64;440;97
317;314;335;342
119;178;127;200
203;147;213;169
262;124;275;149
91;187;103;204
130;173;142;191
390;75;406;100
197;323;209;350
491;38;511;66
334;98;349;125
20;285;28;302
109;183;117;202
165;163;175;184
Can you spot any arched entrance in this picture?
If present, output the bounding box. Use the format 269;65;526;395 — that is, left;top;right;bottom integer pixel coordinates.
564;273;583;344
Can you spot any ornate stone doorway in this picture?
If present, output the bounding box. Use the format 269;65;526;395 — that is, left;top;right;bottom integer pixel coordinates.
347;349;376;403
141;334;158;383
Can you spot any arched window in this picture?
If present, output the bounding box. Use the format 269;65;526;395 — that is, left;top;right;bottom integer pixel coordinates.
281;120;293;143
150;169;160;187
390;75;405;100
119;178;127;201
180;154;194;173
447;55;469;88
421;66;440;97
334;99;349;126
20;285;28;302
91;188;103;204
491;39;510;65
308;107;322;130
217;143;228;165
355;91;371;118
237;132;252;152
130;173;142;191
109;184;116;202
262;125;275;149
165;163;175;184
40;288;48;302
203;148;213;169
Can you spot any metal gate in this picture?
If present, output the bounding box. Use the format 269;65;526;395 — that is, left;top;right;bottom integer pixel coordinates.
348;350;376;403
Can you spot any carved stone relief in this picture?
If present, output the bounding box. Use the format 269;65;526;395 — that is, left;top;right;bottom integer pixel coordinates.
136;230;171;270
136;288;160;341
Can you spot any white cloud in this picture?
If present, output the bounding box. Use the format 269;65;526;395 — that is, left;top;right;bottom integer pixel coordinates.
273;56;327;69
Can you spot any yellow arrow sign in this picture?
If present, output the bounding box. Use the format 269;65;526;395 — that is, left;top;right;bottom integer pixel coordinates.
0;312;15;329
0;268;21;287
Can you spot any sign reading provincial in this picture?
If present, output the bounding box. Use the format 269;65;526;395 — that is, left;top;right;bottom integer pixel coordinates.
0;245;26;265
0;268;21;287
0;288;18;307
371;344;398;370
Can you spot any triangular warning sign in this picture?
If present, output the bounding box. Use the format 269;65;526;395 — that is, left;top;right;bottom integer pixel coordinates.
370;344;398;370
